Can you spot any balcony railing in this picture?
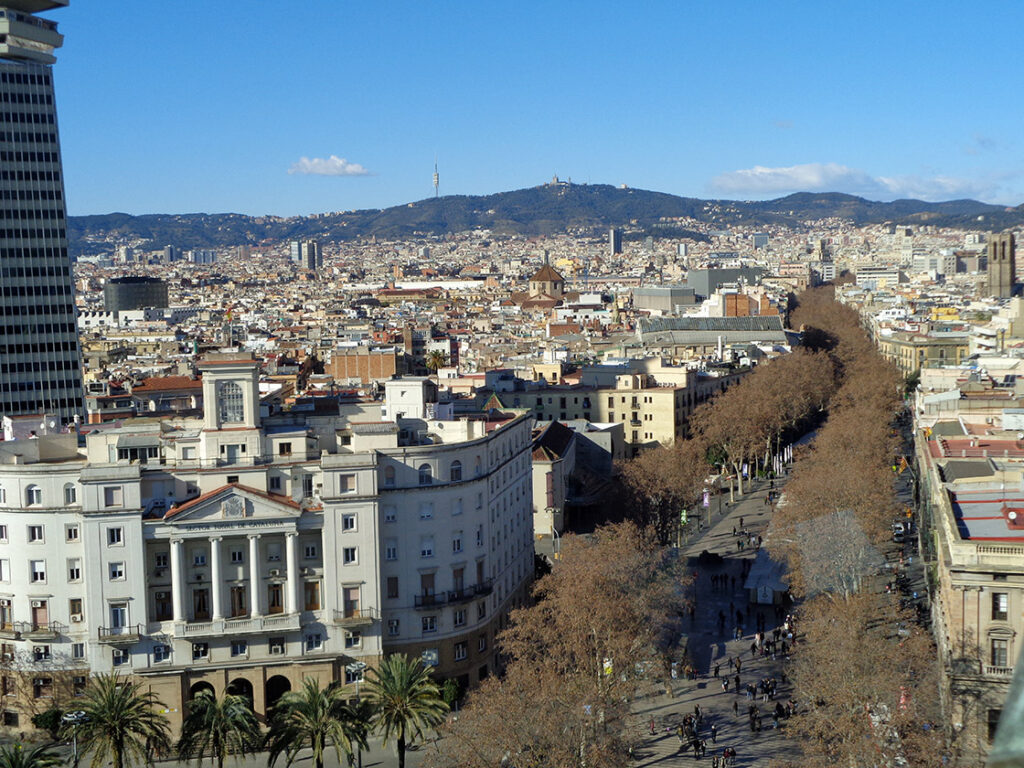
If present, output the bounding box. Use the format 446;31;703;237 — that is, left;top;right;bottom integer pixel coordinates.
0;621;19;640
447;579;494;604
332;608;378;626
173;613;301;638
414;593;447;609
98;624;142;644
985;664;1015;677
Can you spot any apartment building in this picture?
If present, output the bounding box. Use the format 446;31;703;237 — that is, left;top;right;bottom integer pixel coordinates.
0;354;533;732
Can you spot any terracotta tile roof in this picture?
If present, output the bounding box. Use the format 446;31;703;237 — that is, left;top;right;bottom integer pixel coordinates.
132;376;201;393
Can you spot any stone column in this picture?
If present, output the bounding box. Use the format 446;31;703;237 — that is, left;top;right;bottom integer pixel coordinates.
286;532;300;614
210;537;223;620
248;534;262;617
170;539;184;622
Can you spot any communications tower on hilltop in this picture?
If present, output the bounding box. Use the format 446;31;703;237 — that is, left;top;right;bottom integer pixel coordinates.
433;157;439;198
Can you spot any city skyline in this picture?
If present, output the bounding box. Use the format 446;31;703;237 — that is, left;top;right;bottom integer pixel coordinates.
49;1;1024;217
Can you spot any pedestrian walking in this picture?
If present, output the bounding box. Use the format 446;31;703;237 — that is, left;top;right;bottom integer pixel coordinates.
650;717;656;735
714;663;720;678
710;723;718;743
733;700;739;716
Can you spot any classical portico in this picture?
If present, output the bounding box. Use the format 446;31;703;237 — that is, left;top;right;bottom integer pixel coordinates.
154;485;320;638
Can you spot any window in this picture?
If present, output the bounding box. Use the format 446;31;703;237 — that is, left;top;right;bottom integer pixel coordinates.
33;677;53;698
304;544;318;559
69;598;82;617
476;526;483;547
304;582;321;611
219;381;244;423
103;486;123;508
278;442;292;456
450;461;462;482
345;666;364;684
0;560;7;582
478;634;488;652
454;609;466;627
384;466;396;487
269;476;282;491
33;645;50;662
477;600;486;620
385;540;398;561
345;631;361;649
68;559;81;582
419;502;433;520
418;464;433;485
226;475;239;484
28;524;43;542
110;603;127;628
30;560;45;583
267;544;281;562
422;616;437;634
454;642;467;661
342;514;356;531
73;676;86;696
453;498;463;516
993;593;1009;621
387;619;400;636
65;524;78;542
63;484;77;505
230;640;247;657
387;577;399;599
339;474;356;493
383;505;397;523
989;708;1003;743
192;643;209;660
154;591;172;621
0;489;4;506
991;638;1009;667
305;633;323;651
71;642;85;660
269;637;285;655
343;547;357;565
0;525;5;541
420;537;434;558
154;552;168;569
230;549;244;564
154;644;170;663
109;562;125;581
107;527;123;546
112;648;128;667
193;552;207;567
452;530;463;554
25;485;41;506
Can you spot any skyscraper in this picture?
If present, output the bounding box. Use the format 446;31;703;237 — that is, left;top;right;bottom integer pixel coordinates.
988;233;1016;299
290;239;321;271
609;227;622;257
0;1;84;425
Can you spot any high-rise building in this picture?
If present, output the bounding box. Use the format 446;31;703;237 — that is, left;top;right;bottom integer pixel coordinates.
103;276;169;312
609;227;623;257
0;1;84;426
290;239;321;271
988;233;1016;299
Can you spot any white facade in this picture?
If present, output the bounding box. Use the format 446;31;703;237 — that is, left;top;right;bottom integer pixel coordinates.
0;354;534;731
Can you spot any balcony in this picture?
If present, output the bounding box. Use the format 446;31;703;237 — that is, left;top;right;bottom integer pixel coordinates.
174;613;301;638
447;580;494;604
414;593;447;609
98;624;142;644
332;608;378;627
984;665;1015;677
0;622;19;640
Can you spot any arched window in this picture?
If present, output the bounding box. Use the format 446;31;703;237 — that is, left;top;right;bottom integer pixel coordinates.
219;382;244;423
418;464;433;486
25;485;41;506
63;483;77;505
450;460;462;482
383;466;396;487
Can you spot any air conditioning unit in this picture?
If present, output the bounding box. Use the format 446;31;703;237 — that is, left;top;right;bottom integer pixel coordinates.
70;614;82;623
31;600;43;608
269;569;281;577
269;645;284;655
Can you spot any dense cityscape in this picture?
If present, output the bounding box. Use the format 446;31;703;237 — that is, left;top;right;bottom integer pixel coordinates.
1;2;1024;768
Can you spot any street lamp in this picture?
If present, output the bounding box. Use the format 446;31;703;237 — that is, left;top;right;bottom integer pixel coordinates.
61;710;87;768
346;661;368;768
549;522;561;559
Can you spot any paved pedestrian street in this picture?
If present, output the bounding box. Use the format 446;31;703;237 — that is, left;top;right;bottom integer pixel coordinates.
631;478;801;767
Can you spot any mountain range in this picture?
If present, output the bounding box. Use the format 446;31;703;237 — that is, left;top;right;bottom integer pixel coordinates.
66;185;1024;256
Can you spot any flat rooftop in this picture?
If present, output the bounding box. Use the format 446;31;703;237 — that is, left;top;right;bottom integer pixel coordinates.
949;488;1024;541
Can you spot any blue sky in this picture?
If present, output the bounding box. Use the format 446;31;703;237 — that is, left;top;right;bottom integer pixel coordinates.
51;1;1023;216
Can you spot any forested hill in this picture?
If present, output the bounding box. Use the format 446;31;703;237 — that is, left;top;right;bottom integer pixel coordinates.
66;184;1024;256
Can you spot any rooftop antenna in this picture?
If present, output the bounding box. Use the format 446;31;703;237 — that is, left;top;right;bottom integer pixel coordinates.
433;156;439;199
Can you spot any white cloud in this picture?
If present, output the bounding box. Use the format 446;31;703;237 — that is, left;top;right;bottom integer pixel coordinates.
709;162;997;201
288;155;371;176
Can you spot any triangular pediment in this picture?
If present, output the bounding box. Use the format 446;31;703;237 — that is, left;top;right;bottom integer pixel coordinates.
164;484;302;524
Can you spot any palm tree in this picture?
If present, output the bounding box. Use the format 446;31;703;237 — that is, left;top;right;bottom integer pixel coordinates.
0;744;62;768
425;349;448;373
72;672;172;768
363;654;448;768
177;690;261;768
264;677;369;768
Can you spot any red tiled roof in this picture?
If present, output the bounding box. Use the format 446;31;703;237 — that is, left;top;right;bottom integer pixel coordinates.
164;482;301;520
132;376;201;393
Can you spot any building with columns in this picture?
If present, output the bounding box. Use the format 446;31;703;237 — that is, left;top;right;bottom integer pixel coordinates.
0;353;534;732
